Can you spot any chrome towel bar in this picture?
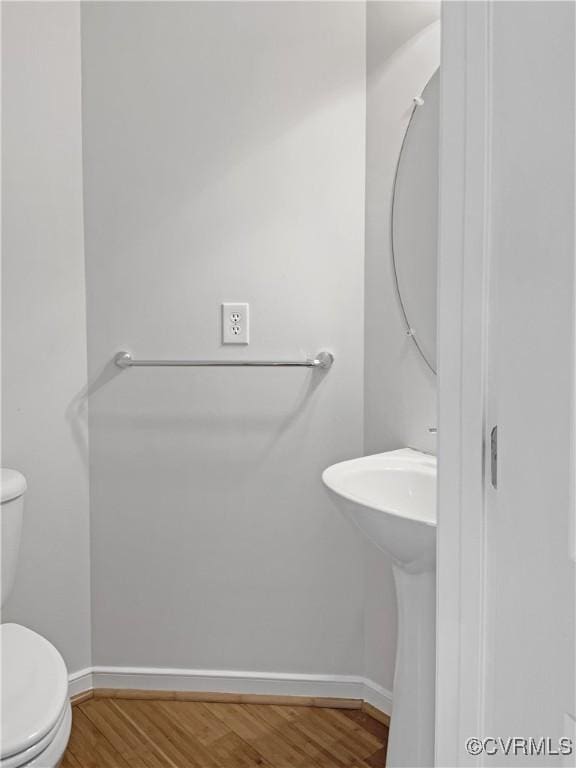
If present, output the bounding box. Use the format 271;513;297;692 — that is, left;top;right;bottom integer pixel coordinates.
114;350;334;370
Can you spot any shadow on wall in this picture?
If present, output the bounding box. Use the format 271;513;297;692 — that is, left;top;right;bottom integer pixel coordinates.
65;359;120;470
67;355;330;471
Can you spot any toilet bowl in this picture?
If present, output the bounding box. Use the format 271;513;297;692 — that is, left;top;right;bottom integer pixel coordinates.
1;624;71;768
1;471;72;768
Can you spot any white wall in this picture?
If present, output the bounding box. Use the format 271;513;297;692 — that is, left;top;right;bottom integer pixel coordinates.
365;8;439;457
364;6;440;691
1;2;92;674
0;1;443;696
81;1;367;676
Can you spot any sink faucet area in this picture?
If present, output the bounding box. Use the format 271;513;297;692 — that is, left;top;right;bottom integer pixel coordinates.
322;449;436;572
323;449;437;768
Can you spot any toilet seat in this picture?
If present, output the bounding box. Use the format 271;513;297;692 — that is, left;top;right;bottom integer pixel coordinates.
1;624;69;767
1;704;71;768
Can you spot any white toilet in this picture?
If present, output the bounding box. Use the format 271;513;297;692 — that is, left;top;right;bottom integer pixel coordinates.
1;470;72;768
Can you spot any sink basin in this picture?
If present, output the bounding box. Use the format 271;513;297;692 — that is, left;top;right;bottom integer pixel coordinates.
322;448;436;572
322;448;437;768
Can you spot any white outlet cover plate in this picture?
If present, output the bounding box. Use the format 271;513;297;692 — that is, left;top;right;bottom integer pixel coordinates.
222;302;249;344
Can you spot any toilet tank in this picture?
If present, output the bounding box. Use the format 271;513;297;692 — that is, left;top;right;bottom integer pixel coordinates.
1;469;27;607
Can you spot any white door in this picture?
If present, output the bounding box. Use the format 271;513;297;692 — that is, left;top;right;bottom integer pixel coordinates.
436;2;576;765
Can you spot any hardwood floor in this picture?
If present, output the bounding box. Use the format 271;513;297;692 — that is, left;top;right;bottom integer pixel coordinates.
62;698;388;768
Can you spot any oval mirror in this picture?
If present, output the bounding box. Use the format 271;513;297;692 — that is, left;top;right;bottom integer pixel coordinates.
392;69;439;374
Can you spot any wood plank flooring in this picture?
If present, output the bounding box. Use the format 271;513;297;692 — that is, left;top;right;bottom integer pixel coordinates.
62;698;388;768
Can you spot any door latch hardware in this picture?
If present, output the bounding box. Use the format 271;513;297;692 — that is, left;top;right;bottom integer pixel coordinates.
490;425;498;489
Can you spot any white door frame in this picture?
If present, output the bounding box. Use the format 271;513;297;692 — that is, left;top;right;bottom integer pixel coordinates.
436;2;492;765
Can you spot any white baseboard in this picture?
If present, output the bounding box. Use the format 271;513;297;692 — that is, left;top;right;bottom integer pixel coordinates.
68;667;94;699
362;677;394;715
68;665;392;715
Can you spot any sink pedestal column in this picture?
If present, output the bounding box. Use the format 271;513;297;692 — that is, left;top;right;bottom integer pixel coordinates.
386;564;436;768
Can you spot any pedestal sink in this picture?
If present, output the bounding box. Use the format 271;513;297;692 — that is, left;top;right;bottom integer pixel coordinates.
322;448;436;768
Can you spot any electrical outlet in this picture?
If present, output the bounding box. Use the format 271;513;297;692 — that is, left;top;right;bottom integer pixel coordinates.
222;303;249;344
